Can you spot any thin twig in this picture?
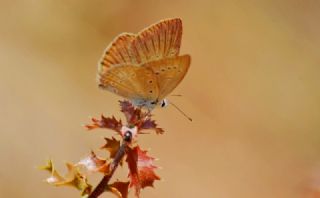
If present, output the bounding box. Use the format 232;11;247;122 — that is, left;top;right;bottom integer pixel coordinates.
88;141;128;198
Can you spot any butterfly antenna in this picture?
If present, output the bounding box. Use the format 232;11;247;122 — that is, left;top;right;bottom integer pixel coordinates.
170;102;192;122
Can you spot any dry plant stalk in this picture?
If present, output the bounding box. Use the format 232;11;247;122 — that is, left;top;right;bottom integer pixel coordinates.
40;100;163;198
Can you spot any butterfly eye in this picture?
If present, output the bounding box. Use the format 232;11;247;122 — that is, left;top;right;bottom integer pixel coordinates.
160;99;169;108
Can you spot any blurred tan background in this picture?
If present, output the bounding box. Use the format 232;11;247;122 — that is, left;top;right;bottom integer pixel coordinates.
1;0;320;197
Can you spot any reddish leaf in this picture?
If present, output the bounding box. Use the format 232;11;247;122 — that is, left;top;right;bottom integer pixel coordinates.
108;181;130;198
85;115;122;133
138;167;160;188
119;100;147;125
126;146;140;196
140;118;164;134
135;147;156;167
119;100;135;121
135;147;160;188
101;137;121;159
119;100;164;135
126;146;160;197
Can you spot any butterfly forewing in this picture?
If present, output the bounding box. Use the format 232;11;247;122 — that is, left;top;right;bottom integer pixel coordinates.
129;18;182;64
99;65;159;101
98;33;136;73
98;19;183;83
143;54;191;100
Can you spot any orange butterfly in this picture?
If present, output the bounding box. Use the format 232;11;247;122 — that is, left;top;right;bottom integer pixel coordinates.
97;18;190;110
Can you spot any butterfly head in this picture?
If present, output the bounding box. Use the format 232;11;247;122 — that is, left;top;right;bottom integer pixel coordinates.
160;98;169;108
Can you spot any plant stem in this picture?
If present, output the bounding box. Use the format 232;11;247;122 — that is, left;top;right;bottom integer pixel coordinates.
88;141;128;198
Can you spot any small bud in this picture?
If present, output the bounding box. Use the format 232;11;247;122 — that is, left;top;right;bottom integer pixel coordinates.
123;131;132;142
121;125;138;139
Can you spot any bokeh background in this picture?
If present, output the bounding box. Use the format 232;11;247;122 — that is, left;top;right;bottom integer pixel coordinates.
1;0;320;197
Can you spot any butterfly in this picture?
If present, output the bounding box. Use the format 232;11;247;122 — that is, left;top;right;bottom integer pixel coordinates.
97;18;190;110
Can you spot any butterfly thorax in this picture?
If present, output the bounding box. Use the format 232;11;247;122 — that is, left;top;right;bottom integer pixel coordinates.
131;98;159;110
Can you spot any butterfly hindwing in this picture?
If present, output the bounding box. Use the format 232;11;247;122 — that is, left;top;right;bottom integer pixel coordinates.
130;18;182;64
98;65;159;101
143;54;191;100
